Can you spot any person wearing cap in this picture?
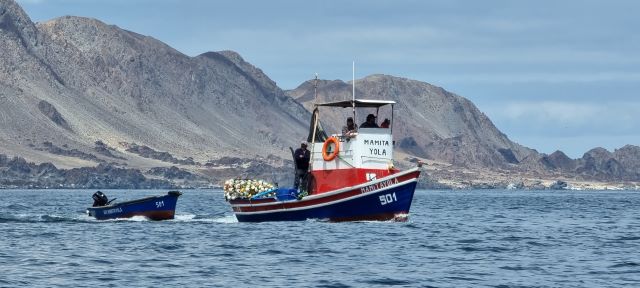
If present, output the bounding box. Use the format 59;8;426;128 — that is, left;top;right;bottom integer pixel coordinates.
342;117;358;136
293;142;311;191
360;114;379;128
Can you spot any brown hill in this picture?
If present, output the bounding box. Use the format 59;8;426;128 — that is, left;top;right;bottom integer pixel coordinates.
0;0;309;172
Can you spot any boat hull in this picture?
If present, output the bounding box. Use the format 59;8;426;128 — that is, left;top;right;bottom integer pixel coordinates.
86;191;181;220
229;168;420;222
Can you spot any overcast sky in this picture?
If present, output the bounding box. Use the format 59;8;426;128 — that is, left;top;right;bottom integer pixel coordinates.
18;0;640;158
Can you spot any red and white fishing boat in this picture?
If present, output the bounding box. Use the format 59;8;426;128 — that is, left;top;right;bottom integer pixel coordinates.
227;77;422;222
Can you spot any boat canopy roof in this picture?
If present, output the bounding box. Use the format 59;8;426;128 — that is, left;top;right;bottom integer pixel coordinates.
314;99;396;108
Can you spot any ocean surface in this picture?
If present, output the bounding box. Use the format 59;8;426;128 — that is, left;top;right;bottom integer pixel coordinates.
1;189;639;287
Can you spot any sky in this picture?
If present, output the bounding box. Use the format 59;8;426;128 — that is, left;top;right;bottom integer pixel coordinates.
17;0;640;158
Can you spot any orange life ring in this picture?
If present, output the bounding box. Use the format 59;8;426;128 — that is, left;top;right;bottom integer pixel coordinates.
322;137;340;161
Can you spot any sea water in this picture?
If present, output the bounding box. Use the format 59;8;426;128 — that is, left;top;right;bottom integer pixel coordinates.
1;189;639;287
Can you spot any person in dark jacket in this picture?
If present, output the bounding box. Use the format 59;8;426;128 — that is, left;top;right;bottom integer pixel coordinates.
360;114;379;128
294;142;311;190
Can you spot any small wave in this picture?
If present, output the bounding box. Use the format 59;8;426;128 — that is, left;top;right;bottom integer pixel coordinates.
446;276;480;281
2;203;30;210
457;239;483;244
460;246;510;253
419;244;440;250
302;247;339;255
315;280;351;288
403;223;421;229
265;249;285;255
615;236;640;241
609;262;639;268
526;241;551;247
499;265;542;271
500;236;535;242
39;214;74;222
361;278;413;286
217;244;243;250
155;244;184;251
0;213;90;223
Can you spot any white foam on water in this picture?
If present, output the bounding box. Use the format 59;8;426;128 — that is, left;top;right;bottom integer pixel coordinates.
210;215;238;223
174;213;196;221
112;215;149;222
166;214;238;223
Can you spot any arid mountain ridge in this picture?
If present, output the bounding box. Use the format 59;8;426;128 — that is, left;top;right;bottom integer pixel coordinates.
0;0;638;189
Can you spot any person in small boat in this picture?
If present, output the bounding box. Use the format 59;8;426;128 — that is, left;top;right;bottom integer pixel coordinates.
293;142;311;191
360;114;379;128
92;191;109;207
342;117;358;136
380;118;390;128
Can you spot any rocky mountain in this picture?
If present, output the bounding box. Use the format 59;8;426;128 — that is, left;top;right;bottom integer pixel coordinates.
0;0;637;188
515;144;640;184
0;0;309;171
287;75;538;168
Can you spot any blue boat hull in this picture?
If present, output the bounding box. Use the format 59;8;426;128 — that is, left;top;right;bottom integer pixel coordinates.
229;169;420;222
235;182;416;222
86;191;181;220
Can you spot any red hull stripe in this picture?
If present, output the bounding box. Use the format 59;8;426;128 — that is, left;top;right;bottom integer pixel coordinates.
233;169;420;215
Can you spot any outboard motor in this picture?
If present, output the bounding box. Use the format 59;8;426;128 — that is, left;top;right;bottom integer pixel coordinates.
92;191;109;207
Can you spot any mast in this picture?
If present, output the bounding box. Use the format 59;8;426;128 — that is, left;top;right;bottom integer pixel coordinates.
314;73;318;104
310;74;319;171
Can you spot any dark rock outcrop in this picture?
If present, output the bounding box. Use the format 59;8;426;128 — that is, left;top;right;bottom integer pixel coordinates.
0;153;176;188
147;166;196;180
94;140;126;160
37;100;72;131
546;151;576;171
122;142;197;165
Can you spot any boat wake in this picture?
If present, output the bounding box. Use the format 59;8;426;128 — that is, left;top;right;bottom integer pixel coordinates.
0;212;95;223
0;212;239;224
171;213;238;223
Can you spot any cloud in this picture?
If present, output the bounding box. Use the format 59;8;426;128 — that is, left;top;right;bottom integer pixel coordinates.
427;72;640;84
481;100;640;156
487;100;640;137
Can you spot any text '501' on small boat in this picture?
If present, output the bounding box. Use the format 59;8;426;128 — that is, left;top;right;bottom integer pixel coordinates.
226;79;422;222
86;191;182;220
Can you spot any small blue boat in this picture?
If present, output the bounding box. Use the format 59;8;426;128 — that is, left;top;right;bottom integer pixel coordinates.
86;191;182;220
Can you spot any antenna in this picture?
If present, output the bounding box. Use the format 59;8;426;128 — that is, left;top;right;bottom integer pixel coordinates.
352;61;355;102
352;61;356;120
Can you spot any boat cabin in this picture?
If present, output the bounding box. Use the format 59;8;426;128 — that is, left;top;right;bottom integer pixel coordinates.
306;99;398;194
